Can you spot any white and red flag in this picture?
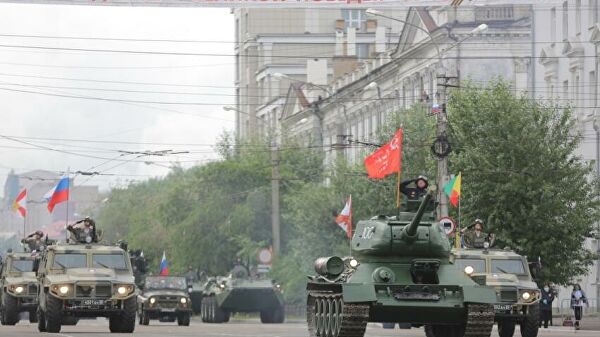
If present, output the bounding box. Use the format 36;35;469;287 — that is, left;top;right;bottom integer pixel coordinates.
335;196;352;239
364;129;403;179
12;189;27;218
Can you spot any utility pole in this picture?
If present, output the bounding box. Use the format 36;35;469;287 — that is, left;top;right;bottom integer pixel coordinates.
271;142;281;256
435;74;456;219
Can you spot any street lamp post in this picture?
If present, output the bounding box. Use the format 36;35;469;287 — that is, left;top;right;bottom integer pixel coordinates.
223;105;281;256
366;9;487;218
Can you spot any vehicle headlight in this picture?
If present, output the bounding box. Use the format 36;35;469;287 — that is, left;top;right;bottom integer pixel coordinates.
117;286;127;295
219;283;225;289
180;297;187;304
464;266;474;275
349;259;359;268
15;286;24;294
522;292;531;300
59;286;70;295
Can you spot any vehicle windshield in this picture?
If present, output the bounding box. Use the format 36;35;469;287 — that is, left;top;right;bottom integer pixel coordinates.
145;276;187;290
454;258;486;273
11;260;34;272
491;259;526;275
92;254;128;270
52;254;87;269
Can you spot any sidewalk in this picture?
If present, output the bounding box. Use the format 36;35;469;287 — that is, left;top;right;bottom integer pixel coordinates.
550;315;600;331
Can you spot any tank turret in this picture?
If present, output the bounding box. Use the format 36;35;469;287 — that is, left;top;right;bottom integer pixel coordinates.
400;191;433;240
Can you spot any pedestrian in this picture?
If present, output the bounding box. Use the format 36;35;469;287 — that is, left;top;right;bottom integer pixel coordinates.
570;283;588;330
539;283;555;328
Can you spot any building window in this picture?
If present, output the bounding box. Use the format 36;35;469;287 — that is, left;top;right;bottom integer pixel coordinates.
551;7;557;44
563;1;569;41
356;44;369;59
576;0;581;35
342;9;366;31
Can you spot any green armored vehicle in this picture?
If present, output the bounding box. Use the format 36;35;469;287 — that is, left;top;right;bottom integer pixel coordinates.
452;248;540;337
137;275;191;326
201;266;284;324
35;243;137;333
307;186;497;337
0;251;38;325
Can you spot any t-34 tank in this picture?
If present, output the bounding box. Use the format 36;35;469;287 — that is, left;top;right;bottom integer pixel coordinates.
306;185;497;337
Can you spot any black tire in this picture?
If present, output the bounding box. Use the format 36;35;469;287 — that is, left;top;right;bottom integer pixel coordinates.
62;316;79;325
498;320;516;337
213;297;226;323
2;294;20;325
521;304;540;337
260;309;271;323
382;322;396;329
223;311;230;323
110;297;136;333
37;308;46;332
140;309;150;326
29;310;38;323
177;313;191;326
45;296;63;333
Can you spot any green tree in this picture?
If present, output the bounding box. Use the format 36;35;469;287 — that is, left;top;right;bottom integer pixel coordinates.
448;80;600;284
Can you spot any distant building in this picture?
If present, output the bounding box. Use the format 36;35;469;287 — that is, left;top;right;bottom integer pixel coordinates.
232;8;406;141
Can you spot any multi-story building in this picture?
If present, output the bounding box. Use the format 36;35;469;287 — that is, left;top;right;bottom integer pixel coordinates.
533;0;599;316
232;8;405;141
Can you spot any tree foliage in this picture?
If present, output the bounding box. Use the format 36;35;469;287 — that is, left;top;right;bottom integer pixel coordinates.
448;80;600;284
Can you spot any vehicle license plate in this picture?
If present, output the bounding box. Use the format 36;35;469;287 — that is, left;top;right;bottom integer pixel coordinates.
82;299;104;306
494;304;512;312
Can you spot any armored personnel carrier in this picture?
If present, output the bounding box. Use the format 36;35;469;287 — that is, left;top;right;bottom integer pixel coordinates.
0;251;38;325
35;243;137;333
201;265;284;324
306;186;497;337
137;275;191;326
452;248;540;337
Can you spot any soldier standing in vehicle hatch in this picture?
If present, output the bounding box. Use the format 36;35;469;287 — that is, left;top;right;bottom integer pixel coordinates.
21;230;45;251
67;216;98;243
462;219;495;248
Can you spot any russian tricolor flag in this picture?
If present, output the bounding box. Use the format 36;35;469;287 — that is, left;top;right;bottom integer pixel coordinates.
46;177;69;213
159;251;169;276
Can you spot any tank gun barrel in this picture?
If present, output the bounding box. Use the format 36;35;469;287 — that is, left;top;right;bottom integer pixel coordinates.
403;191;434;238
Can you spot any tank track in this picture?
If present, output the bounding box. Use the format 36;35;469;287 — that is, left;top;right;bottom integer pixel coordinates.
307;291;369;337
464;303;495;337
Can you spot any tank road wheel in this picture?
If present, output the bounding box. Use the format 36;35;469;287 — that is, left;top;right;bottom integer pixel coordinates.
45;296;63;333
307;292;368;337
1;294;19;325
37;308;46;332
464;303;494;337
520;305;539;337
498;320;516;337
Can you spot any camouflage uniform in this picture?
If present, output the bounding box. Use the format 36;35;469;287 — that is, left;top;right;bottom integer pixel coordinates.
463;230;491;249
21;232;44;251
67;218;98;244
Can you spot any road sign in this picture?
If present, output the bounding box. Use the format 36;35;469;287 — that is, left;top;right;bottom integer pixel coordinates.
439;216;455;236
257;247;273;265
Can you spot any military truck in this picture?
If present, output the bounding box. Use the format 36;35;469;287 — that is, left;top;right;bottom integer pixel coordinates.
306;188;498;337
0;251;38;325
137;275;191;326
452;248;541;337
201;266;285;324
35;243;137;333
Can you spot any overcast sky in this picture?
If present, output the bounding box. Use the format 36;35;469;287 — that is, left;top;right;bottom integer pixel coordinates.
0;3;234;194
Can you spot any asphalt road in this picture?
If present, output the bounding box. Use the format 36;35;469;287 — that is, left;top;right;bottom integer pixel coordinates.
0;319;597;337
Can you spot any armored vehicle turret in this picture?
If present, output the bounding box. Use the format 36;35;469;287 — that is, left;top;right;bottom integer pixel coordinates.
306;183;497;337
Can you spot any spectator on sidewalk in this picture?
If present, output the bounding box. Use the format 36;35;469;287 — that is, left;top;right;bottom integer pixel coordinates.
540;283;555;328
570;283;588;330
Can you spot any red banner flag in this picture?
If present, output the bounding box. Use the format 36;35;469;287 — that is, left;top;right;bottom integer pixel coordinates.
364;129;403;179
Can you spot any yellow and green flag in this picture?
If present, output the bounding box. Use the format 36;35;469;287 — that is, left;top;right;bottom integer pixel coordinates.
443;173;461;207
